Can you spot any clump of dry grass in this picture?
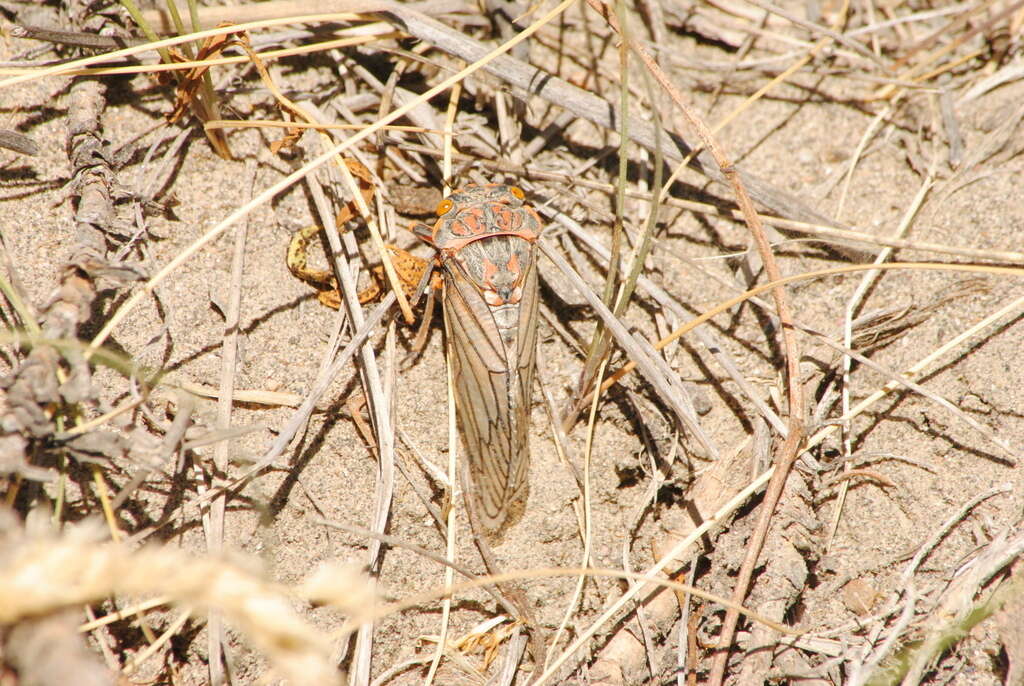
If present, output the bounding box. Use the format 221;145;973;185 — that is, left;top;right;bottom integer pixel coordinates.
0;507;371;683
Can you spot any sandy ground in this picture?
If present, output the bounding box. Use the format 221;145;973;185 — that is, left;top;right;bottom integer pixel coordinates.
2;1;1024;684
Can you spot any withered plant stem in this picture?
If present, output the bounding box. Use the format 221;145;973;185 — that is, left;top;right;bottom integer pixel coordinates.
582;2;805;683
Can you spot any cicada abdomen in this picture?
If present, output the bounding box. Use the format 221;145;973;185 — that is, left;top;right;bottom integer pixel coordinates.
415;184;543;539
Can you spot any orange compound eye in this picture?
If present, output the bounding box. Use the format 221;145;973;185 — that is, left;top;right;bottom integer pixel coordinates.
509;186;525;200
436;197;455;215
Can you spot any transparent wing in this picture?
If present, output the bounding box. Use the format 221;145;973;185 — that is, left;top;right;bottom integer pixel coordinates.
442;243;539;538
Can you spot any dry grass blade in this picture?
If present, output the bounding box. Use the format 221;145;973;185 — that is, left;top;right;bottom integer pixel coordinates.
830;153;938;549
423;83;462;686
556;216;787;435
424;345;459;686
872;0;1024;101
540;243;719;460
301;158;395;638
177;381;306;407
341;566;796;640
200;165;252;682
0;15;375;87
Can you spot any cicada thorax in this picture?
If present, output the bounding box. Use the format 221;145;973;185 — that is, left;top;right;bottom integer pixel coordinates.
425;184;543;252
418;184;543;539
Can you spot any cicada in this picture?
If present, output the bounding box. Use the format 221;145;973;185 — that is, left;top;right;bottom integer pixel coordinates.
415;184;544;539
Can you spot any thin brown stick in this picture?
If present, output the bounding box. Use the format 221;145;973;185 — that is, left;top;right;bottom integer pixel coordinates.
582;3;805;683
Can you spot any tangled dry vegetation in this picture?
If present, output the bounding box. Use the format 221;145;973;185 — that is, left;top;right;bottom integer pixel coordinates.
2;0;1024;684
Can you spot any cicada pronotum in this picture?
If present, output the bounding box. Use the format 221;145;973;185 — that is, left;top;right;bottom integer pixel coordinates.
414;184;544;539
